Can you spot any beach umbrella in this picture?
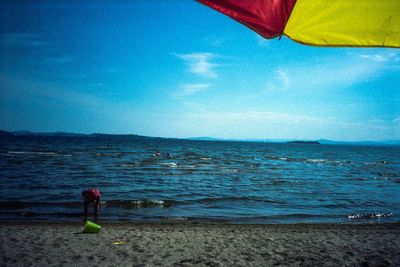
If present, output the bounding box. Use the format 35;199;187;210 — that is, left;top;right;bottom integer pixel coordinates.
196;0;400;48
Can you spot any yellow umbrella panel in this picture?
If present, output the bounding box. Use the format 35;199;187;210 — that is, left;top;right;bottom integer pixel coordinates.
197;0;400;48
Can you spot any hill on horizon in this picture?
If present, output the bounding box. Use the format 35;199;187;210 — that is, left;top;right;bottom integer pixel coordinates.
1;129;399;146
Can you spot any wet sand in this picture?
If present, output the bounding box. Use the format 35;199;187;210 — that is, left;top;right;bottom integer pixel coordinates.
0;222;399;266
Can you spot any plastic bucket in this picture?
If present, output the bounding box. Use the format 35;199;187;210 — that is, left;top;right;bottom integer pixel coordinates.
83;220;101;233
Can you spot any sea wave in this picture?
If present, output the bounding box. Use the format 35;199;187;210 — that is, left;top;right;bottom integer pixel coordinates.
0;201;82;209
159;162;178;168
264;155;352;165
347;212;393;220
7;151;72;157
102;199;175;208
187;196;286;205
0;199;176;210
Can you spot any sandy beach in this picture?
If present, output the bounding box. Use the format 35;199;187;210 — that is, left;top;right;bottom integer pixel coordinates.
0;222;399;266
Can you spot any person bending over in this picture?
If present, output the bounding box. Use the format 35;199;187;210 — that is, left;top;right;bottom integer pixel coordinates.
82;189;101;221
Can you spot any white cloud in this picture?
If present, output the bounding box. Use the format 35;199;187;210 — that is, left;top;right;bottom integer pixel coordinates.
265;69;290;92
176;52;219;78
256;34;271;48
393;116;400;125
262;52;399;93
183;110;327;132
193;110;325;124
173;52;221;99
38;55;74;64
174;83;212;97
104;68;124;74
176;110;400;140
275;69;290;88
87;82;104;88
360;54;386;62
202;35;226;47
173;110;328;139
359;52;400;62
1;33;55;47
1;32;74;65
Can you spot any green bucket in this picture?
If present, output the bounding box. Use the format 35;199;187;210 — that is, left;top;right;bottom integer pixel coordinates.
83;220;101;233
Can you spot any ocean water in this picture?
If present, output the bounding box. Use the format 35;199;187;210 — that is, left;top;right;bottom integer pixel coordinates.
0;136;399;224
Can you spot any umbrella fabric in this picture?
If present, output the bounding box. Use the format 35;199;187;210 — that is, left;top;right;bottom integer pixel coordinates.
197;0;400;48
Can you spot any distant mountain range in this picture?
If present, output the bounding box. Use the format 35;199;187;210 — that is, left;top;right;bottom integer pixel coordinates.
185;136;400;146
198;137;400;146
1;130;399;146
0;130;160;140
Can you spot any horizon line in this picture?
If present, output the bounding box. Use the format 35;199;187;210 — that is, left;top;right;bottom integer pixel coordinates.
1;129;399;145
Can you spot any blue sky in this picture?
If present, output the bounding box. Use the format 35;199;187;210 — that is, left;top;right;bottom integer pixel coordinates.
1;0;399;141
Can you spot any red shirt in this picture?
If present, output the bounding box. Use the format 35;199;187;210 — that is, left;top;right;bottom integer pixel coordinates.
85;189;100;200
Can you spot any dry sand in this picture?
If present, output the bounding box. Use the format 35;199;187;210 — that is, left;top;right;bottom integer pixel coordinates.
0;222;399;266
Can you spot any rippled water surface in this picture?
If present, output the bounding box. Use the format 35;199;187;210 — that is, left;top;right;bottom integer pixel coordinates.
1;136;399;223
